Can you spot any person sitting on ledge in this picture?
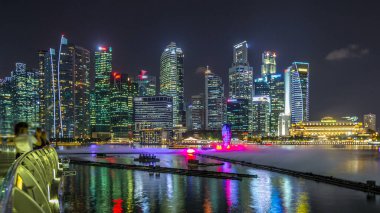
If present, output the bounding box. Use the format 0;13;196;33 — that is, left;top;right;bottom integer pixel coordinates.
14;122;37;159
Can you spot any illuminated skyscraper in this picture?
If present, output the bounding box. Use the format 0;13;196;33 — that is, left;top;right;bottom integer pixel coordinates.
110;72;138;139
56;36;91;138
252;95;270;136
189;94;204;130
229;41;253;100
135;70;156;96
205;68;225;130
160;42;185;127
285;62;310;124
267;74;285;135
91;46;112;139
42;48;58;138
226;98;249;132
37;50;48;128
261;51;276;76
0;77;13;138
363;113;376;132
254;77;269;96
11;63;39;129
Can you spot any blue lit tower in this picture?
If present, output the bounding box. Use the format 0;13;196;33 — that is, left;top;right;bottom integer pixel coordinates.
285;62;310;124
160;42;185;127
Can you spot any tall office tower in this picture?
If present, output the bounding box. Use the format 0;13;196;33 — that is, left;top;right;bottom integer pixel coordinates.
363;114;376;132
278;113;290;136
285;62;310;124
226;98;249;132
43;48;58;138
189;94;205;130
91;46;112;139
267;74;285;135
252;95;270;136
133;96;173;131
0;77;13;138
136;70;156;96
110;72;138;139
160;42;185;127
229;41;253;100
261;51;276;76
254;77;270;96
205;68;225;130
57;36;91;138
37;50;48;128
11;63;39;129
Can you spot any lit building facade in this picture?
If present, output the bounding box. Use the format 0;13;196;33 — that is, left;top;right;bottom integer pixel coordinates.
285;62;310;124
363;114;376;132
205;68;225;130
229;41;253;100
91;46;112;139
135;70;156;96
252;96;270;136
268;74;285;135
226;98;249;132
290;117;365;138
261;51;276;76
0;77;13;138
56;36;91;138
11;63;39;129
133;96;173;131
189;94;204;130
37;50;48;129
160;42;185;127
110;72;138;139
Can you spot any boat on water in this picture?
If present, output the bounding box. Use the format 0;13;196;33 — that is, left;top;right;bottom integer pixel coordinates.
368;141;380;145
134;154;160;162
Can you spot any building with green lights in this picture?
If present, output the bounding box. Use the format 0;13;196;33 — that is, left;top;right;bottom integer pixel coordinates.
11;63;39;130
261;51;277;76
0;77;13;138
226;98;249;132
91;46;113;139
205;68;225;130
252;95;270;136
110;72;138;139
160;42;185;127
135;70;156;96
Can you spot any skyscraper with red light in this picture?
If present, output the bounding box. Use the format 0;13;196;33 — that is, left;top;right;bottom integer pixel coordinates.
91;46;112;139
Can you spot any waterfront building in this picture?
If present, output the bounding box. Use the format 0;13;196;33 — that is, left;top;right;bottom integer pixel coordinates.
363;114;376;132
252;95;270;136
290;117;365;138
278;113;291;136
11;63;39;129
139;128;169;144
160;42;185;127
285;62;310;124
189;94;205;130
342;116;359;122
135;70;156;96
0;77;13;138
110;72;138;139
91;46;112;139
226;98;249;132
133;96;173;131
261;51;276;76
205;68;225;130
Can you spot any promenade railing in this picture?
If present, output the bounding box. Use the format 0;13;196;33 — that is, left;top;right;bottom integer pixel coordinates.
0;146;62;213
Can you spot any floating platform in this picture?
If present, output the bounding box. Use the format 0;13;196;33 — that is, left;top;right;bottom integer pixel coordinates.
196;153;380;194
70;159;257;180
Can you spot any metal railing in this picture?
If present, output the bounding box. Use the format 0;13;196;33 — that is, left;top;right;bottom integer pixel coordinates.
0;146;62;213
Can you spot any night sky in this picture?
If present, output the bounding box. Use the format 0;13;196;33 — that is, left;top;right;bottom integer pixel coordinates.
0;0;379;121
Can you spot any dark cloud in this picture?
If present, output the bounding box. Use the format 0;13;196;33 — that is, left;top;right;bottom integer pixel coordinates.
326;44;369;61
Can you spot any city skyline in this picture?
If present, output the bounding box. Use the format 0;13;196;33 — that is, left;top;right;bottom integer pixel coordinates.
0;0;379;121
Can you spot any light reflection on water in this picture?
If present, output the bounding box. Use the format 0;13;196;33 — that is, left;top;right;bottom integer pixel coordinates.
60;145;380;212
